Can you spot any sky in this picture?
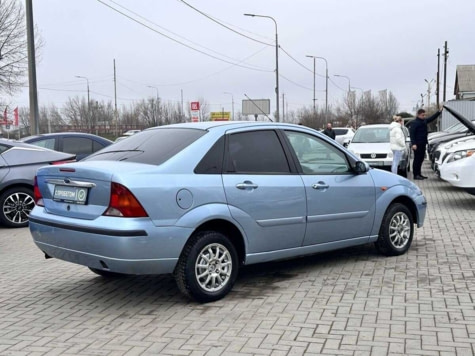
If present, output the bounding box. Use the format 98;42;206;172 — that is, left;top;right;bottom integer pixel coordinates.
12;0;475;120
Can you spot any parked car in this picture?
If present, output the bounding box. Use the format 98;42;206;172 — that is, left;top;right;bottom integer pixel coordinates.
0;139;75;228
333;127;355;147
114;136;129;143
439;139;475;195
432;135;475;175
427;121;475;162
21;132;112;161
347;124;410;176
123;129;141;136
29;122;427;302
428;106;475;167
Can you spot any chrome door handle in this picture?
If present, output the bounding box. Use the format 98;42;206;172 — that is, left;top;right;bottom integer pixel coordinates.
236;181;258;190
312;182;329;190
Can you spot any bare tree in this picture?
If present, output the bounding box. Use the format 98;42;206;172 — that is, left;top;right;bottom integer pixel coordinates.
0;0;39;95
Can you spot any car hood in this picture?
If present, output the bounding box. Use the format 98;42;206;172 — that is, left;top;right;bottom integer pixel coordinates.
446;140;475;153
444;105;475;134
348;142;390;153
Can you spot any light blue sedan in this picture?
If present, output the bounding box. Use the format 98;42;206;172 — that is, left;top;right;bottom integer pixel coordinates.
29;121;427;302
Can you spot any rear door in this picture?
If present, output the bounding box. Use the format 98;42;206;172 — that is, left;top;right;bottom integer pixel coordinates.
222;129;306;253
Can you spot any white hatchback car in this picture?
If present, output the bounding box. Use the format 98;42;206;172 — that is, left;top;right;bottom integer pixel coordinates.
347;124;410;176
439;140;475;195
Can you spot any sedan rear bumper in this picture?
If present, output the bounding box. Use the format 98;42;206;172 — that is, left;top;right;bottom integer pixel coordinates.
29;209;193;275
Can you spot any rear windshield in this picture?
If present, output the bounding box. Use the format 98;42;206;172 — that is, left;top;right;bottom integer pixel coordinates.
333;128;348;135
84;128;206;165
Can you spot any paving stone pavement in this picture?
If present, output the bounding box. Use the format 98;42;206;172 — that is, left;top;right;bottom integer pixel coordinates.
1;163;474;356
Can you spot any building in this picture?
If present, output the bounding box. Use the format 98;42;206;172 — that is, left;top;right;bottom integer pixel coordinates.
454;65;475;100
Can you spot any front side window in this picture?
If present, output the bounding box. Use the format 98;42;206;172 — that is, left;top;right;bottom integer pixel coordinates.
285;131;350;174
225;130;290;174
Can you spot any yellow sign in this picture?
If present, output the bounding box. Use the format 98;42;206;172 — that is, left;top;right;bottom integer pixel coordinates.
210;112;231;121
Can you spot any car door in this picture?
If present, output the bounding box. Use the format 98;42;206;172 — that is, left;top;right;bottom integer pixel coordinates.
222;129;307;254
0;146;10;184
284;130;376;246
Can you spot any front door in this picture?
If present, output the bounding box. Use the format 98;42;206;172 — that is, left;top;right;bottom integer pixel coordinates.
284;130;376;246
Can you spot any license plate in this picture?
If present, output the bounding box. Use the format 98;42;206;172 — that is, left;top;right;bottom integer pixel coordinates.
53;185;88;205
370;161;384;166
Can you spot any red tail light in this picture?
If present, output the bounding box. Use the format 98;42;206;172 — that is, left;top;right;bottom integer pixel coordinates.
51;159;76;165
103;182;148;218
33;176;44;207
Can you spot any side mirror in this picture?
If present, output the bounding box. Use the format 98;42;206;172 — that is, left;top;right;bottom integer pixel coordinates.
354;161;369;174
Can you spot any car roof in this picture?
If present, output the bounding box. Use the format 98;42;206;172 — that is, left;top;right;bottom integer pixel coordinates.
144;121;311;132
21;132;112;142
356;124;390;129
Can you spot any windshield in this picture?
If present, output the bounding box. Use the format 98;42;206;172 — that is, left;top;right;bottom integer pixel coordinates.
352;127;390;143
85;127;206;165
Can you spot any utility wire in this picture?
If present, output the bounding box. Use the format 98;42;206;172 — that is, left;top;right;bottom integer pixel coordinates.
96;0;272;72
177;0;273;46
118;46;270;88
108;0;270;68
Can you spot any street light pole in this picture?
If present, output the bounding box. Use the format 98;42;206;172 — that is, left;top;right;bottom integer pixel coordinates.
147;85;159;102
148;86;159;126
306;55;328;115
334;74;351;93
305;55;316;112
75;75;90;130
244;13;279;122
223;92;234;120
424;79;434;109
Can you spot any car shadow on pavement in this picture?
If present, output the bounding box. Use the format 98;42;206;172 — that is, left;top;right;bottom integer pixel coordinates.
39;243;381;306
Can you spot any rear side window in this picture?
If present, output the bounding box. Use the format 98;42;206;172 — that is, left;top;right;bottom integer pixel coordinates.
85;128;206;165
195;136;224;174
63;137;94;155
225;130;290;174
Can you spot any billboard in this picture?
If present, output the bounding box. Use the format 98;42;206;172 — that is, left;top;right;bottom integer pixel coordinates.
210;112;231;121
242;99;270;115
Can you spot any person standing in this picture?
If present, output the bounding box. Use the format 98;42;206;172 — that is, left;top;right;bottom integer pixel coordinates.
389;115;406;174
322;122;336;139
409;107;443;180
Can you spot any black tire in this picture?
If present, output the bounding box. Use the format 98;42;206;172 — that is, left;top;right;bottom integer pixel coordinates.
0;187;34;228
89;267;127;278
174;231;239;303
398;165;408;178
465;188;475;196
375;203;414;256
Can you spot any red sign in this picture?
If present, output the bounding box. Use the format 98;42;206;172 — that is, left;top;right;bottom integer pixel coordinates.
191;115;199;122
191;102;200;111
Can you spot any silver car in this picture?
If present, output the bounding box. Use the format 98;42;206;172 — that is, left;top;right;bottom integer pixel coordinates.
0;139;75;227
29;122;426;302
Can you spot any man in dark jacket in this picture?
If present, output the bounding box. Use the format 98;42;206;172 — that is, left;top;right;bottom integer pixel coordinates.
323;123;336;139
409;108;443;180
